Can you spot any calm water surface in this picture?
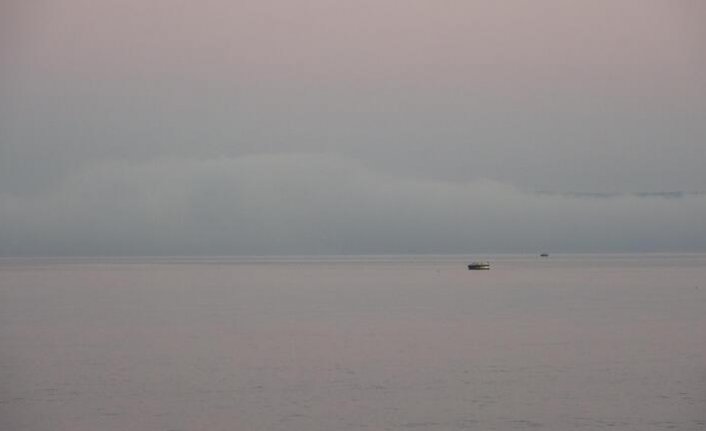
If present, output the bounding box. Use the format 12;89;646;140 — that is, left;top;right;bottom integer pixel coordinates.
1;254;705;430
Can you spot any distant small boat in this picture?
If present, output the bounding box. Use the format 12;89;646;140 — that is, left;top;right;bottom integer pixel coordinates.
540;253;549;257
468;262;490;270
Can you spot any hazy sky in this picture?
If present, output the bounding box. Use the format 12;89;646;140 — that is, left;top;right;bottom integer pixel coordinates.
1;0;705;255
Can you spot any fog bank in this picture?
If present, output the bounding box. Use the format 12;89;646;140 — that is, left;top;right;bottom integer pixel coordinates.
2;154;704;256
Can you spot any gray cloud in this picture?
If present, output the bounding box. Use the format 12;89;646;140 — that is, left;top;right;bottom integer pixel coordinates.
3;75;705;197
2;154;704;256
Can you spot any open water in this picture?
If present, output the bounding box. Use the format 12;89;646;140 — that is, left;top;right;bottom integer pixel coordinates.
1;254;705;430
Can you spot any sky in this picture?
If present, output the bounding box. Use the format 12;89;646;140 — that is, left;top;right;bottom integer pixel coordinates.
1;0;705;255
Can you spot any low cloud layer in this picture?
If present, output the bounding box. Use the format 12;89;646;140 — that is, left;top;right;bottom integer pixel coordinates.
2;154;704;256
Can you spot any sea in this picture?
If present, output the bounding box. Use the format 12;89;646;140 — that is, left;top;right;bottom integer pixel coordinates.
1;254;705;430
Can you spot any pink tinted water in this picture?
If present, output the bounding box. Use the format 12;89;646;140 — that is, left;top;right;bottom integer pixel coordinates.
1;255;705;430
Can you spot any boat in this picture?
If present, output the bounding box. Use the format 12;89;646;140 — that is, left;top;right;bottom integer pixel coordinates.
468;261;490;270
540;253;549;257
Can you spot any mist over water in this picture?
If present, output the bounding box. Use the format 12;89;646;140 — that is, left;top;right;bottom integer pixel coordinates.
2;155;706;256
1;254;705;430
